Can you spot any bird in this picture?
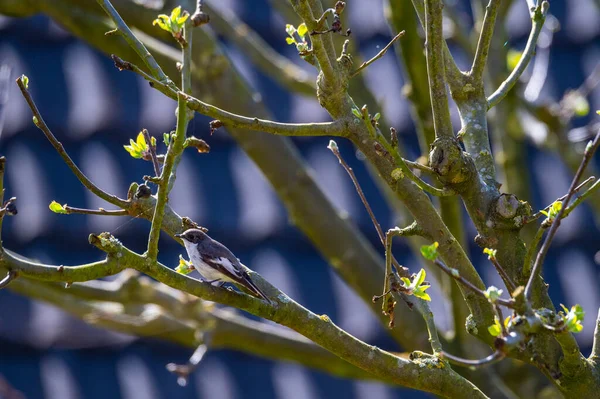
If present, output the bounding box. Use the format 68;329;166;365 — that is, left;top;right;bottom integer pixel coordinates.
175;228;272;304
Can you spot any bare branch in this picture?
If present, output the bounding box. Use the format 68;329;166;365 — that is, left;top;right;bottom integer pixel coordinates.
440;350;504;368
350;31;405;78
15;77;129;209
434;259;515;309
96;0;173;85
470;0;502;79
112;55;344;138
487;1;549;109
525;128;600;304
142;129;161;177
424;0;454;138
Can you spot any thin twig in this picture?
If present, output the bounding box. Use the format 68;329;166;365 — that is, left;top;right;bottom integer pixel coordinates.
142;129;161;177
111;55;344;138
63;206;129;216
166;335;211;386
524;128;600;303
470;0;502;79
490;257;517;294
523;225;545;276
440;350;504;368
434;259;515;308
96;0;174;86
15;78;129;209
0;270;17;289
562;179;600;219
487;1;549;109
350;31;405;78
527;176;595;222
327;141;410;276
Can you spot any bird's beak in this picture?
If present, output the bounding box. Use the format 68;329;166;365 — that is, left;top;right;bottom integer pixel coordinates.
175;233;182;238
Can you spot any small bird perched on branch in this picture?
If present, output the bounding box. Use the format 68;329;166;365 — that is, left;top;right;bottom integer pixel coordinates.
175;228;272;304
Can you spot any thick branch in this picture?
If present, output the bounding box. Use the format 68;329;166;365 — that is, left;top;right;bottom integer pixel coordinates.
4;235;487;398
424;0;454;138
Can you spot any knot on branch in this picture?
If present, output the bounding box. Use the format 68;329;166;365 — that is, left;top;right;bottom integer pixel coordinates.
316;70;349;118
489;194;532;230
89;232;124;255
428;137;476;190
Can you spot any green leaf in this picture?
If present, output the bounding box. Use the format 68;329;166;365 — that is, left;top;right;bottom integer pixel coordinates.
351;108;362;118
483;248;497;260
21;74;29;89
373;112;381;121
175;255;195;275
136;131;146;148
163;132;171;146
171;5;181;20
488;316;502;337
420;242;439;261
547;200;562;220
561;304;585;333
286;37;296;45
150;136;157;147
483;286;503;303
153;15;170;32
297;23;308;38
49;201;68;214
415;268;426;286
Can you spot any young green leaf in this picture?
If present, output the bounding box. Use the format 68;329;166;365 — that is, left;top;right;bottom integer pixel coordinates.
483;248;497;260
285;24;296;37
49;201;68;214
560;304;585;333
420;242;439;261
286;37;296;45
297;23;308;38
400;269;431;301
21;74;29;89
351;108;362;118
488;316;502;337
175;255;195;275
163;132;171;146
483;286;503;303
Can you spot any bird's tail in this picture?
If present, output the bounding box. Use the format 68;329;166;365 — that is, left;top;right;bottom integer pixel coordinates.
240;272;273;304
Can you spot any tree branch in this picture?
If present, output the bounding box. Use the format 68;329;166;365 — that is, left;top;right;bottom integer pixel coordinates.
470;0;502;79
487;1;549;109
350;31;405;78
424;0;454;138
112;55;344;137
96;0;173;86
15;77;129;209
3;233;488;398
204;2;316;96
524;128;600;304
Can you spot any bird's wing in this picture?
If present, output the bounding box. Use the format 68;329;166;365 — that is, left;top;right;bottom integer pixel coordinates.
200;253;244;280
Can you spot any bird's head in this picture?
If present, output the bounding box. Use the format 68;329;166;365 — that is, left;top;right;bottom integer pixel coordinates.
175;228;208;244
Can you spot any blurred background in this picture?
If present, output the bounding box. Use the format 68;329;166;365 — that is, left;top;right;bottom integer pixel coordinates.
0;0;599;398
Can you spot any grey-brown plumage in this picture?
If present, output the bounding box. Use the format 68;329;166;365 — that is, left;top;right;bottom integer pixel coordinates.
175;229;271;304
